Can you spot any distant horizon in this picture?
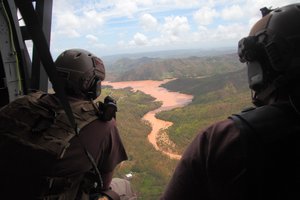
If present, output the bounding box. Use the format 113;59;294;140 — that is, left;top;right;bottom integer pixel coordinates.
100;45;236;59
47;0;299;58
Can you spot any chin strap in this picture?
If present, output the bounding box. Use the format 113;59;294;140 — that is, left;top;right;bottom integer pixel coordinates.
252;84;277;107
288;95;300;115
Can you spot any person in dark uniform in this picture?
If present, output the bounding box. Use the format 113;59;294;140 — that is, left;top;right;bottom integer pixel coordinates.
0;49;128;200
161;3;300;200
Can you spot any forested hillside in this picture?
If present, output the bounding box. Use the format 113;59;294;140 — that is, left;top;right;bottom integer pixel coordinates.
157;68;252;153
161;68;249;103
106;53;244;81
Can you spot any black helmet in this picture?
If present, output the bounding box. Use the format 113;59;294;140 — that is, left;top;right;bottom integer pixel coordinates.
55;49;105;99
238;3;300;105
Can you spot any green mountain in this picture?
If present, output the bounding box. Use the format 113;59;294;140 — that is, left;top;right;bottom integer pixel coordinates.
106;53;244;81
161;68;249;103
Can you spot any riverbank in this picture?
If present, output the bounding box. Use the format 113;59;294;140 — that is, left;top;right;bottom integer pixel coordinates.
103;79;193;159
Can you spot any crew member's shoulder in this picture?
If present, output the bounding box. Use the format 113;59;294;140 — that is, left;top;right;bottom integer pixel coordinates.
230;103;296;130
205;118;239;134
82;118;117;133
201;118;241;144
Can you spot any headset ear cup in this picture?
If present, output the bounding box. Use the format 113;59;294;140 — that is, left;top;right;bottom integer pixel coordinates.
247;61;264;91
265;41;289;72
87;78;101;99
95;80;101;97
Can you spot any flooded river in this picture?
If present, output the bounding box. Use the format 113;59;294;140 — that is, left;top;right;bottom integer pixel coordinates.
103;79;193;159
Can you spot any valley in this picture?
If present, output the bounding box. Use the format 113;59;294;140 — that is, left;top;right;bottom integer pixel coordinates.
103;79;193;160
98;53;252;199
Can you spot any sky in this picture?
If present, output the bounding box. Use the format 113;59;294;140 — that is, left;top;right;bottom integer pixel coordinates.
49;0;299;58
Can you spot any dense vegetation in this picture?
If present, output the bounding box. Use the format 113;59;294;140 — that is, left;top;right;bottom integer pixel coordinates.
157;68;252;153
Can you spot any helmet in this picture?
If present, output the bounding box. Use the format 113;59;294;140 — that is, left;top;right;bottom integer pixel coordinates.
55;49;105;99
238;3;300;105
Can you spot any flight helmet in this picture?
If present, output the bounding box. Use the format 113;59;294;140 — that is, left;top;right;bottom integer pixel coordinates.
55;49;105;99
238;3;300;105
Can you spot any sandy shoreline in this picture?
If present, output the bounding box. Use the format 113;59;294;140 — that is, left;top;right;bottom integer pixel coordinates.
103;79;193;159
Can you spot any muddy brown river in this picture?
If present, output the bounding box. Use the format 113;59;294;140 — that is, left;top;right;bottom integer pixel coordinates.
103;79;193;160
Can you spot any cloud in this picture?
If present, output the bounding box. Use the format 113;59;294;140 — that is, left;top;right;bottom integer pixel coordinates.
86;34;99;42
114;1;139;18
247;0;299;9
55;11;81;37
57;29;81;38
128;16;191;49
82;10;105;29
140;13;158;30
214;23;248;40
193;6;218;26
53;1;104;38
130;32;149;46
221;5;244;21
173;0;203;7
50;0;300;55
135;0;153;6
161;16;190;40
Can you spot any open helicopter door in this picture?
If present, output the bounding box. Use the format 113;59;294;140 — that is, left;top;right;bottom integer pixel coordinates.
0;0;53;108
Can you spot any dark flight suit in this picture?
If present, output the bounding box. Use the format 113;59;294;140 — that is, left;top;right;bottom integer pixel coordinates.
0;93;128;200
161;103;299;200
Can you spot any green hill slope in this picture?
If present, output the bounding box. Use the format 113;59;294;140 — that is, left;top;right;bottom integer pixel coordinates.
107;54;244;81
157;68;252;153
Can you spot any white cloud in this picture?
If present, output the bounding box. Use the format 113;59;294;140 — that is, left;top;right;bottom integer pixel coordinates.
127;16;192;49
130;32;149;46
50;0;300;55
57;29;81;38
55;11;81;36
185;22;249;49
82;10;105;29
135;0;153;6
114;1;139;18
246;0;299;9
174;0;202;7
161;16;190;40
215;23;247;40
193;6;218;26
53;1;104;38
86;34;99;42
221;5;244;21
140;13;158;30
